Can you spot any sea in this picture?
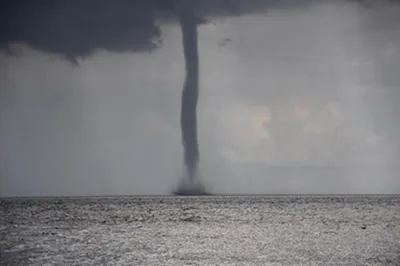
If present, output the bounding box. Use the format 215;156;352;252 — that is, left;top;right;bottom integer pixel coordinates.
1;195;399;265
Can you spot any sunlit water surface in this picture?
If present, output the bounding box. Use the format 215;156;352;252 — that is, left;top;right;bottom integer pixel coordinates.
1;196;399;265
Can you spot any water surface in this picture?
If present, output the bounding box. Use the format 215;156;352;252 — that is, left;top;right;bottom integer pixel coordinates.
1;196;399;265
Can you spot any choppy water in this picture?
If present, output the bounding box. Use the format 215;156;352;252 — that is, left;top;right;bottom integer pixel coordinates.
1;196;400;265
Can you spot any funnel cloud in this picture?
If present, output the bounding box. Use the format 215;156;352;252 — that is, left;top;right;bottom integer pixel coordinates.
179;10;200;182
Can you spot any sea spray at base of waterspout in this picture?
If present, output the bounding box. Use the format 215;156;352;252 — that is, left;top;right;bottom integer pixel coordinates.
172;174;211;196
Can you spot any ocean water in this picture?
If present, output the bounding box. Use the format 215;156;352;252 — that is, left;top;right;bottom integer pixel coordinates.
1;196;399;265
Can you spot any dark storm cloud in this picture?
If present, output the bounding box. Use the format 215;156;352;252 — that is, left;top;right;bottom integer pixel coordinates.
0;0;324;60
0;0;396;63
0;0;163;62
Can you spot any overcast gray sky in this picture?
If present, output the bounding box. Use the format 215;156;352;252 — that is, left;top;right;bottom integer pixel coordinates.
1;0;399;196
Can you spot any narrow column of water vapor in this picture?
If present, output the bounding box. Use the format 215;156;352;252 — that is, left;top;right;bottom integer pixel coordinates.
177;2;200;184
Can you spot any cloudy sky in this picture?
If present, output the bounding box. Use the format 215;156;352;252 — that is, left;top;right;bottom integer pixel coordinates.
1;0;399;196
